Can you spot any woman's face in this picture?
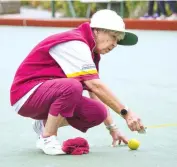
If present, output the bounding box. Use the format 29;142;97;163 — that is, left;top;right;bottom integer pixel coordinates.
94;29;118;54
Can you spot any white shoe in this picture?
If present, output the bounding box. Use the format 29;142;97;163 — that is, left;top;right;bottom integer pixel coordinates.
36;135;66;155
32;120;44;136
156;15;166;20
166;14;177;20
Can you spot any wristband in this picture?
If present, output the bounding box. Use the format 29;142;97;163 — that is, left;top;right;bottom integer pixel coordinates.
106;123;118;131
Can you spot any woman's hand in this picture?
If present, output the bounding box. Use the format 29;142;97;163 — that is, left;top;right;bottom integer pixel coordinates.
124;110;144;132
109;129;128;147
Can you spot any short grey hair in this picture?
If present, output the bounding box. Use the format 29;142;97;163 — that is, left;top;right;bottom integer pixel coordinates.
95;28;125;41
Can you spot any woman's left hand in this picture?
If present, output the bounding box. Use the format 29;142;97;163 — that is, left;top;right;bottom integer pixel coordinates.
110;129;129;147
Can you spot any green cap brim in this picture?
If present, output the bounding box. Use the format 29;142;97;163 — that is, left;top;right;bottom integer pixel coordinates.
118;32;138;46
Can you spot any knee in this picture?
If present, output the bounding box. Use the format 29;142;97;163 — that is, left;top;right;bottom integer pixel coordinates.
92;103;107;125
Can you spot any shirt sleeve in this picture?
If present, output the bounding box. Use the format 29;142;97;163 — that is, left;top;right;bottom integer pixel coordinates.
49;40;99;82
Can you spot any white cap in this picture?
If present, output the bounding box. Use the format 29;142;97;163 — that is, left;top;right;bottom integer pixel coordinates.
90;9;138;46
90;9;125;32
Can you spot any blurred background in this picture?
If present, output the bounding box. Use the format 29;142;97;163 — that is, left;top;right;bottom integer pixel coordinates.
0;0;176;20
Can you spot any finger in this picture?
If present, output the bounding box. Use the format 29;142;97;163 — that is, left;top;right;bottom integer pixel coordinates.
132;121;139;131
128;122;134;131
118;139;121;145
122;136;129;144
129;122;136;131
112;140;117;147
138;119;145;130
136;122;141;131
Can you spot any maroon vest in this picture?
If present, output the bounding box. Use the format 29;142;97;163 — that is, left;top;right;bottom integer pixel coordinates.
10;22;100;105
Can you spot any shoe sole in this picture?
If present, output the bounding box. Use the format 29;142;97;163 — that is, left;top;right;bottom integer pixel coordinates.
36;142;66;155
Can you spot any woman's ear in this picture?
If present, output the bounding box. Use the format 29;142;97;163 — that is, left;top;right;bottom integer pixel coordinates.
93;29;98;37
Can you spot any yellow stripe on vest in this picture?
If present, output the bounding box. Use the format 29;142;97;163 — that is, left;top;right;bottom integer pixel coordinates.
66;69;98;78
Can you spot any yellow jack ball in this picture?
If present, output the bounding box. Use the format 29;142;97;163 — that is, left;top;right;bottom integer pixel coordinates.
128;139;140;150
